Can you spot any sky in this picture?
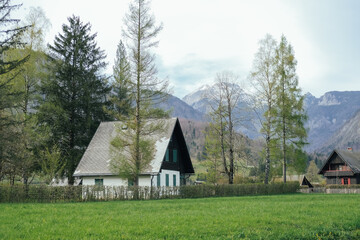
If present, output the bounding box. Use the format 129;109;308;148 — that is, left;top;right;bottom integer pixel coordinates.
14;0;360;99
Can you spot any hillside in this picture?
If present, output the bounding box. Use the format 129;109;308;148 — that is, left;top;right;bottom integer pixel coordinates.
317;109;360;153
305;91;360;152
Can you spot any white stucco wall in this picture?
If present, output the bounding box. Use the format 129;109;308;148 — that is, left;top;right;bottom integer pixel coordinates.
82;176;127;186
81;171;180;187
82;175;155;187
155;170;180;187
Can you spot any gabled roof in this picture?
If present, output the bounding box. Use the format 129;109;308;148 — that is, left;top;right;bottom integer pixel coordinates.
73;118;191;177
318;149;360;174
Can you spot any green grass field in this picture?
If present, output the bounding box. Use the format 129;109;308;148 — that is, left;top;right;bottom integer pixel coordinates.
1;194;360;239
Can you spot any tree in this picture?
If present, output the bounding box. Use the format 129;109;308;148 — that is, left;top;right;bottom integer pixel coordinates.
6;7;51;185
306;160;321;183
110;0;169;186
274;35;307;183
202;125;223;185
40;145;64;184
109;40;132;119
0;0;29;181
205;71;242;184
38;15;110;184
249;34;278;184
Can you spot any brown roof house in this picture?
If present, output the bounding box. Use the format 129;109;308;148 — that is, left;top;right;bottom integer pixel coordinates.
318;148;360;185
73;118;194;187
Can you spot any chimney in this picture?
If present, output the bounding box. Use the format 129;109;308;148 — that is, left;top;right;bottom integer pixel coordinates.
347;147;353;152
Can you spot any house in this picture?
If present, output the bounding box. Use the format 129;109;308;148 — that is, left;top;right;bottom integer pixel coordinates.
318;149;360;185
73;118;194;187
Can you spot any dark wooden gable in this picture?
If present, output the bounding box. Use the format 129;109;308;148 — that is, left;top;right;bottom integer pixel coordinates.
160;119;194;174
319;150;353;175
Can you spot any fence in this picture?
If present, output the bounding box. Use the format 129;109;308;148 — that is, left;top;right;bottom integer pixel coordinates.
0;182;299;203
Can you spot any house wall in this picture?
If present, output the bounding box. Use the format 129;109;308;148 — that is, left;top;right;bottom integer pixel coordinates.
82;176;152;187
82;176;127;186
325;176;360;185
154;169;180;187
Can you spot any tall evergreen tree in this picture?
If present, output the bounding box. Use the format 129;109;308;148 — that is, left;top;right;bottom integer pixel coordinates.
38;15;110;184
110;40;132;119
111;0;169;186
274;35;307;183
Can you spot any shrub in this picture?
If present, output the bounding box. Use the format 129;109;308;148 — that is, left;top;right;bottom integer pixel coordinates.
0;182;299;203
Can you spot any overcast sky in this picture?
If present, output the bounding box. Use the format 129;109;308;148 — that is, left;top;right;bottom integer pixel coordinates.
14;0;360;98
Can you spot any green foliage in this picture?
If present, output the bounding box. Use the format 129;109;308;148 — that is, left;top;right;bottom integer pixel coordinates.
249;34;278;184
0;0;29;180
0;182;299;203
38;15;110;184
109;40;132;119
111;129;155;182
39;145;64;184
202;124;223;184
2;194;360;239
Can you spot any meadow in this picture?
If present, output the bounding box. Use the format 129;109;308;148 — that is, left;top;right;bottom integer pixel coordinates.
1;194;360;239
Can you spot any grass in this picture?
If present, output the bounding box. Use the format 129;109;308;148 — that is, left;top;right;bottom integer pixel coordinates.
1;194;360;239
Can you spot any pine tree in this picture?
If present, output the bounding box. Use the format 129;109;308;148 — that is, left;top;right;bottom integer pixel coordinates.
38;15;110;184
274;35;307;183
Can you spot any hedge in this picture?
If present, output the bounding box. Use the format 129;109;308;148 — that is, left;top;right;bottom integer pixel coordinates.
0;182;299;203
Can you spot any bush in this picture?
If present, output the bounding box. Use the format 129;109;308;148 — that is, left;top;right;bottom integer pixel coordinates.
0;182;299;203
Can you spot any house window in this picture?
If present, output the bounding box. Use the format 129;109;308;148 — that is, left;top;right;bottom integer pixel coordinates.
128;179;134;186
157;174;160;187
173;174;176;186
166;174;169;186
173;149;177;163
165;149;169;162
95;179;103;186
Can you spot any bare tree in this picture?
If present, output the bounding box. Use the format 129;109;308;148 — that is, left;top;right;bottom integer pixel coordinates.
205;71;243;184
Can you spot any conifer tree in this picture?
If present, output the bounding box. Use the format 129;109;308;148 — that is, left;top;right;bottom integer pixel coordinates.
274;35;307;183
111;0;169;186
38;15;110;184
110;40;132;119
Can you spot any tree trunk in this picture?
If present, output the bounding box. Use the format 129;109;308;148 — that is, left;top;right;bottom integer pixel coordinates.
228;99;234;185
264;135;270;184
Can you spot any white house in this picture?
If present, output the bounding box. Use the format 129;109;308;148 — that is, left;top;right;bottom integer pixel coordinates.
73;118;194;187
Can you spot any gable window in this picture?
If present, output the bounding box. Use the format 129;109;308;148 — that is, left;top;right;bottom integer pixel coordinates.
157;174;160;187
165;149;169;162
95;179;103;186
173;149;177;163
173;174;177;186
166;174;169;186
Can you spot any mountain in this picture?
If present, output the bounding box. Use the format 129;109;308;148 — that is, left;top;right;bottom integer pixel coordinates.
182;84;261;139
158;94;205;121
181;84;360;153
305;91;360;152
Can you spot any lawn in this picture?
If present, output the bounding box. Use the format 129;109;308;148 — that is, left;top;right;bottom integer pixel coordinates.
1;194;360;239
